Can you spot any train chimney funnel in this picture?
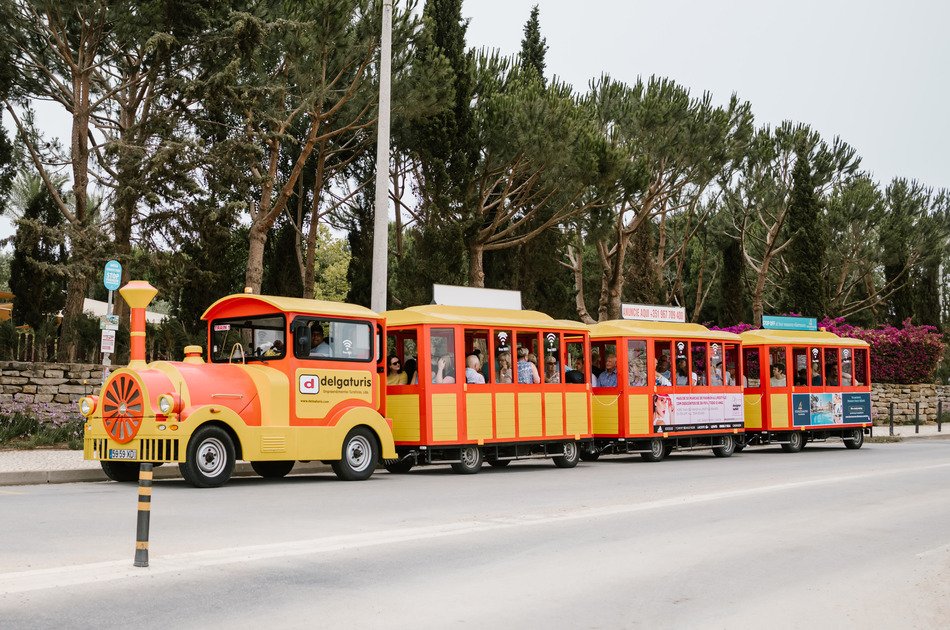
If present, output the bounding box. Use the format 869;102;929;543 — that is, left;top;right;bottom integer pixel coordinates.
119;281;158;366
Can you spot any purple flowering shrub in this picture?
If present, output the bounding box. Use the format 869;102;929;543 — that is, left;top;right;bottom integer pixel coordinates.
819;317;944;384
0;400;84;448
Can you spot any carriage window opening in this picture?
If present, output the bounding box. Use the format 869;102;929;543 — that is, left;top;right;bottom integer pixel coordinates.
769;347;787;387
387;329;418;385
809;347;823;386
690;343;707;386
792;348;808;386
743;347;761;387
565;337;587;384
708;342;724;386
627;339;647;387
494;329;514;384
673;341;692;386
543;332;562;384
654;341;673;386
516;331;541;385
824;348;840;386
211;315;285;363
430;328;457;384
592;341;618;388
722;343;739;386
464;329;490;385
841;347;855;386
854;348;869;386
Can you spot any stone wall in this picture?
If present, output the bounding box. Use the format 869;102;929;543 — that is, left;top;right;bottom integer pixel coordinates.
0;361;105;421
872;383;950;424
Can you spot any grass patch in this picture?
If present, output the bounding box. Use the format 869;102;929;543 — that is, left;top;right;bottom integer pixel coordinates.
0;412;84;450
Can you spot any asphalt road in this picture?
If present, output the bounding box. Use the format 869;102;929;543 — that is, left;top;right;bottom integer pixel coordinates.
1;440;949;629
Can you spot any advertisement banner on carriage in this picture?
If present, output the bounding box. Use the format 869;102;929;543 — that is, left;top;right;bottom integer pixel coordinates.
652;393;744;432
621;303;686;323
792;393;871;426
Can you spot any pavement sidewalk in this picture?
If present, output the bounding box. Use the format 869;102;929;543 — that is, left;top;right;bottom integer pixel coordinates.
0;423;946;486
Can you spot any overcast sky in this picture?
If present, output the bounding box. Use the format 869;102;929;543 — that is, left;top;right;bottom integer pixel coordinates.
3;0;948;244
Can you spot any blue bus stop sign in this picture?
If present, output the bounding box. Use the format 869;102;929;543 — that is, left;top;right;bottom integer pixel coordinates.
103;260;122;291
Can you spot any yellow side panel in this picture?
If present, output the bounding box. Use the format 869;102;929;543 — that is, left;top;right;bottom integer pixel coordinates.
518;393;543;438
431;393;458;442
627;394;649;436
592;394;619;435
496;393;516;439
544;393;564;437
770;393;789;429
744;394;763;430
565;393;590;436
387;394;421;442
466;393;493;441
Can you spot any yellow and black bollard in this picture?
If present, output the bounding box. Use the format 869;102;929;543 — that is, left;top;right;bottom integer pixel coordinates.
133;463;153;568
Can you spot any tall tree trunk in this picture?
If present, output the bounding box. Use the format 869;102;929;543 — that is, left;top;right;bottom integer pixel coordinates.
302;148;327;300
60;272;89;363
469;242;485;287
245;224;269;293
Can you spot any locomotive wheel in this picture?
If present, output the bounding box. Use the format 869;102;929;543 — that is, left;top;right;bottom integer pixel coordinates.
100;461;139;482
640;438;667;462
250;460;295;479
553;441;580;468
180;426;236;488
384;458;414;474
843;428;865;450
331;427;378;481
780;431;805;453
712;435;736;458
450;445;482;474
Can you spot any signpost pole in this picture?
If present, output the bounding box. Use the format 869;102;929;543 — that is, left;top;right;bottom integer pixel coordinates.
101;260;122;384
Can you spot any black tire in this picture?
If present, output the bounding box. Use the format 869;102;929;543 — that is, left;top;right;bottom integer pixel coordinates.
663;441;675;458
780;431;805;453
450;445;482;474
640;438;667;462
843;428;865;449
734;437;746;453
553;441;580;468
180;425;237;488
579;445;600;462
712;435;736;458
384;458;414;474
487;458;511;468
100;461;139;482
250;460;295;479
331;427;378;481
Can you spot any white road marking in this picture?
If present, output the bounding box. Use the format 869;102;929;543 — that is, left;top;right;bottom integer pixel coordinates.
2;461;949;595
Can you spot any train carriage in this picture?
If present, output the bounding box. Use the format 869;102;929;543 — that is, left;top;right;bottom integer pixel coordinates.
739;329;872;451
81;283;397;487
382;305;593;473
584;320;745;461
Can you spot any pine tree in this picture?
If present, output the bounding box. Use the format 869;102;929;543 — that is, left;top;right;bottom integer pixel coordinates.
782;147;826;317
519;5;547;83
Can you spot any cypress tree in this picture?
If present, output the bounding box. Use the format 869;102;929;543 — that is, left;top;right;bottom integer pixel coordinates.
880;179;925;325
9;189;67;330
783;147;826;317
519;5;547;83
719;236;747;325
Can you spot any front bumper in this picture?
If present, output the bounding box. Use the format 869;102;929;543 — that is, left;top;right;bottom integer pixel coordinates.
85;434;183;463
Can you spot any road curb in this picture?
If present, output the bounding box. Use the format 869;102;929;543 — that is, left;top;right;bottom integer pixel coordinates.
0;461;333;487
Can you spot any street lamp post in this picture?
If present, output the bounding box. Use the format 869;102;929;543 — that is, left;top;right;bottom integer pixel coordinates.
370;0;393;313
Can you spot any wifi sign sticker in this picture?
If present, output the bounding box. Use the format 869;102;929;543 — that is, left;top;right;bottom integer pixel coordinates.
341;339;353;356
546;332;557;350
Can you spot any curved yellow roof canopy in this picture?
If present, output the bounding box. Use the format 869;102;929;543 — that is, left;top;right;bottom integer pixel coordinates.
740;329;869;348
589;319;741;341
202;294;380;321
383;304;588;331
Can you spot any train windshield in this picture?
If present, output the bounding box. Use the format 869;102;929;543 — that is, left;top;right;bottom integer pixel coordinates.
210;314;286;362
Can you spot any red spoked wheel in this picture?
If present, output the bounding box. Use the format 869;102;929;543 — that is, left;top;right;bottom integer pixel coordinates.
102;373;144;444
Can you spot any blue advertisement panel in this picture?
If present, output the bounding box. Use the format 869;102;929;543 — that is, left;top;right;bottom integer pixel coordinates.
793;392;871;426
762;315;817;331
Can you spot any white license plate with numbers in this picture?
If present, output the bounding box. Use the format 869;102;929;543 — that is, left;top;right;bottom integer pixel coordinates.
109;449;137;460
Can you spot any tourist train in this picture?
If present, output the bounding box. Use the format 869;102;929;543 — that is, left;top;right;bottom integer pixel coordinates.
80;282;873;487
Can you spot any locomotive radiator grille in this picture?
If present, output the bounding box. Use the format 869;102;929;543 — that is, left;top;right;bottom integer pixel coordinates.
140;438;181;462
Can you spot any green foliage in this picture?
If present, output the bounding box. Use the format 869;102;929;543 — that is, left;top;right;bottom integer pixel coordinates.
0;409;84;450
310;225;351;302
519;5;547;83
782;145;826;317
9;186;67;329
0;251;11;291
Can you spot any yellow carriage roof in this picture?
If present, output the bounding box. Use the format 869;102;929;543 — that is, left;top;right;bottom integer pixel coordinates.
589;319;742;341
202;294;380;321
383;305;588;331
739;329;869;348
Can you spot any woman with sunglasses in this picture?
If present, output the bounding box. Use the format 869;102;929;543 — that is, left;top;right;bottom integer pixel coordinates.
387;355;408;385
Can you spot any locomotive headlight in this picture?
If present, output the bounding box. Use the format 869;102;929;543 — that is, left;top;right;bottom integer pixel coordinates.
158;394;175;415
78;396;97;417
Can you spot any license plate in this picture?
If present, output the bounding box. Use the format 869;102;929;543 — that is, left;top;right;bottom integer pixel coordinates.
109;449;137;460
